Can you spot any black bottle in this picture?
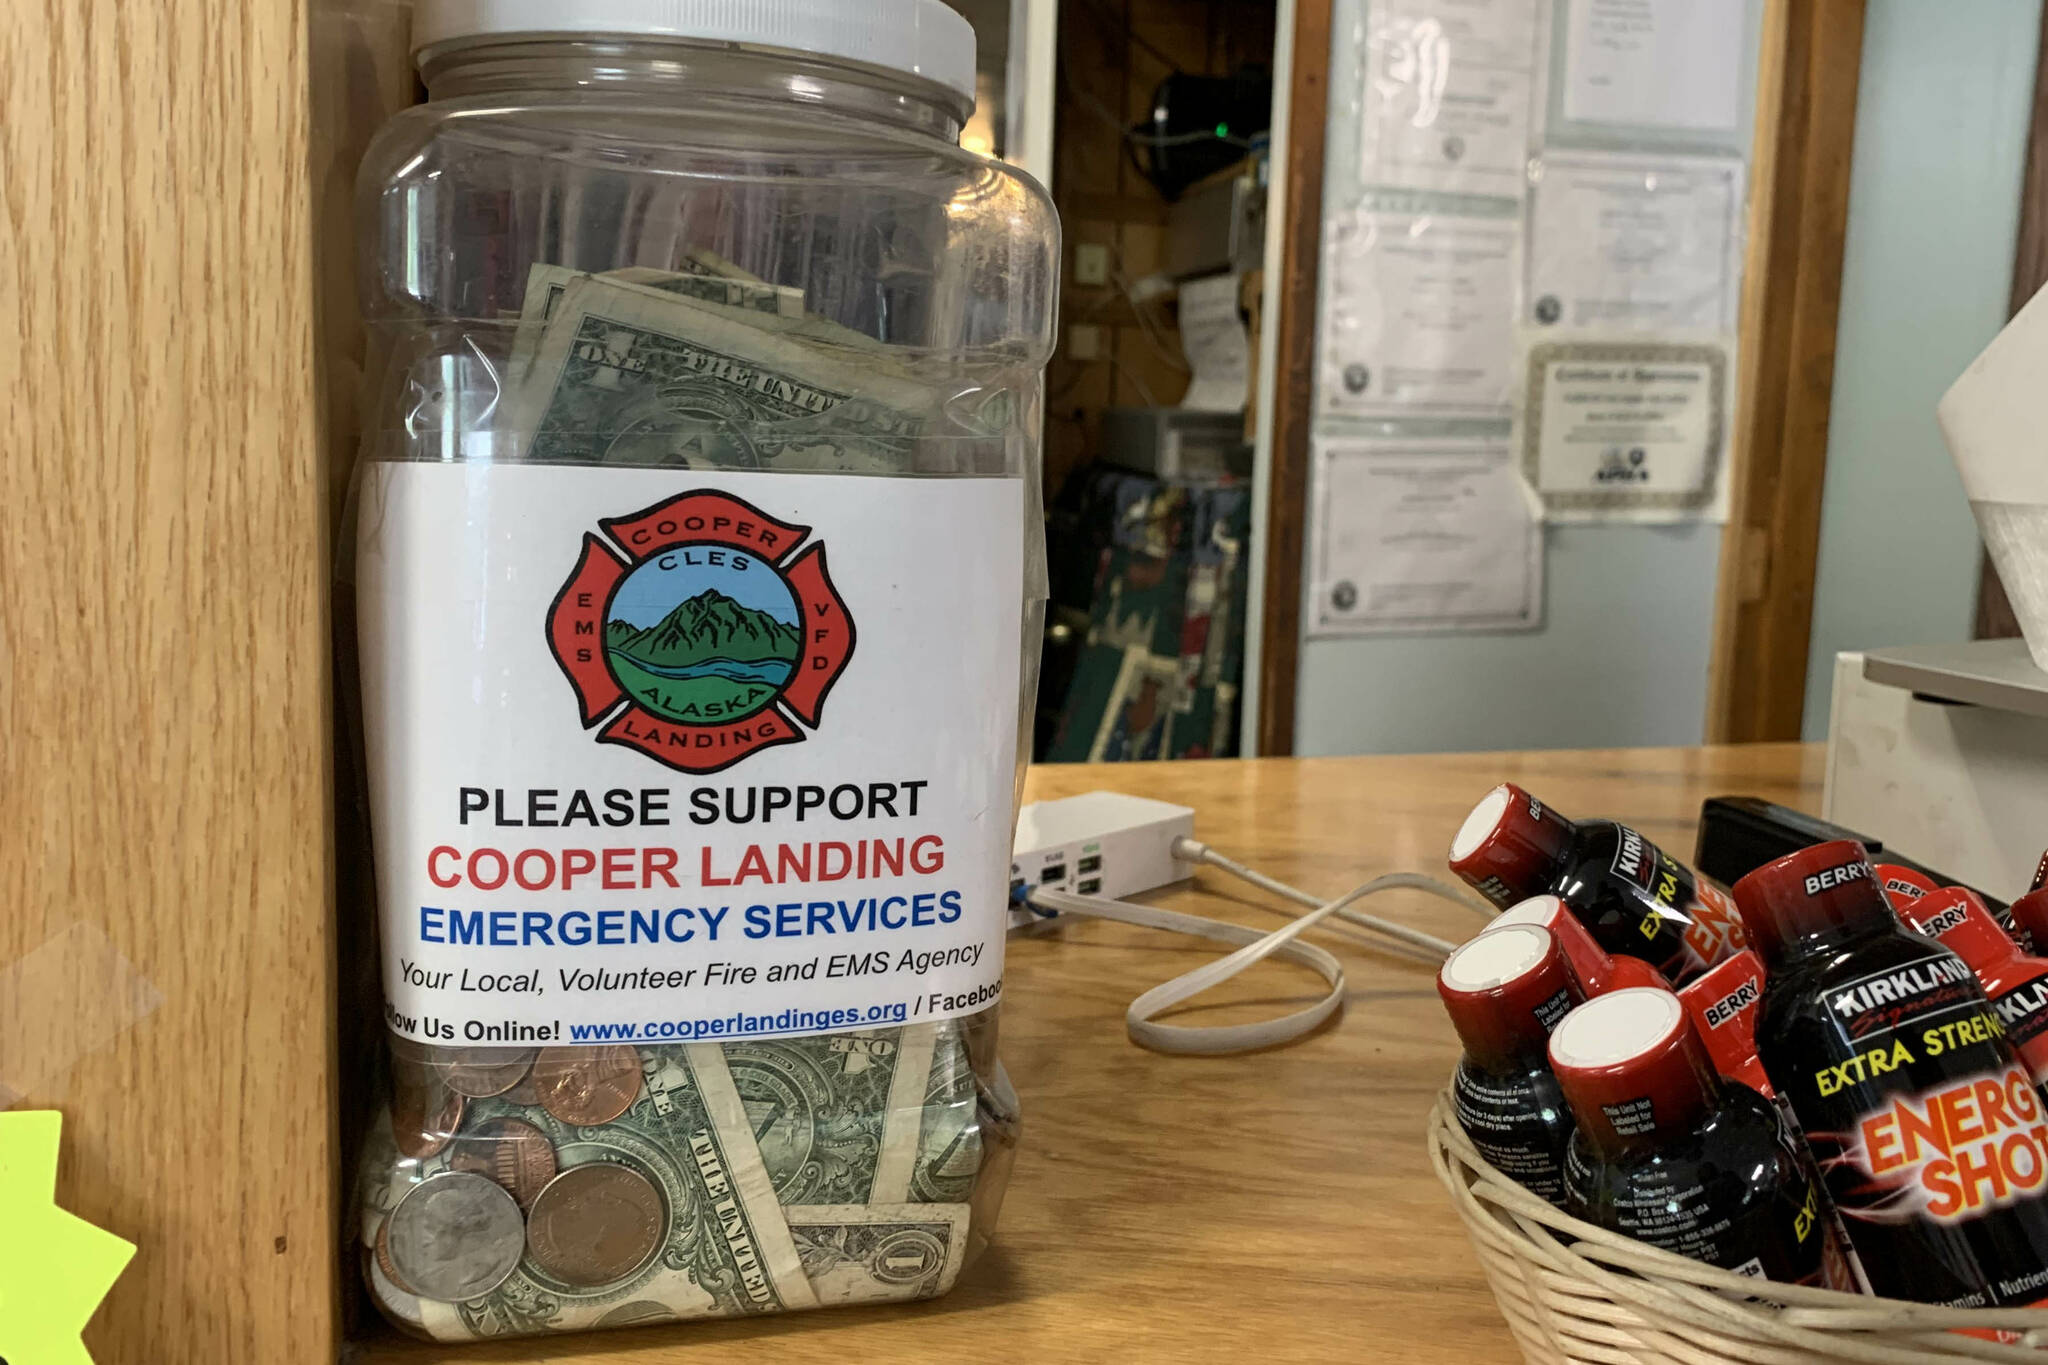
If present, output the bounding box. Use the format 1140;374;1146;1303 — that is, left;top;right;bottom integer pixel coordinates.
1734;840;2048;1308
1438;923;1581;1206
1448;783;1746;982
1550;986;1825;1284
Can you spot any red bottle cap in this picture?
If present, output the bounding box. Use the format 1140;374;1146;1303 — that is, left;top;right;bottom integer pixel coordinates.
1448;783;1574;908
1730;840;1890;968
1899;886;2021;974
1438;924;1583;1070
1549;988;1721;1157
1873;863;1940;910
1487;895;1669;995
2011;887;2048;956
1677;950;1773;1098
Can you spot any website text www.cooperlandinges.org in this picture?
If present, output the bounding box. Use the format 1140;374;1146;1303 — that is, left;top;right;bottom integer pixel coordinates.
562;981;1001;1042
573;1002;904;1041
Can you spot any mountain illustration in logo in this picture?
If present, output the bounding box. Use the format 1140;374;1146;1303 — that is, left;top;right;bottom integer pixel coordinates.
604;565;804;725
605;590;801;671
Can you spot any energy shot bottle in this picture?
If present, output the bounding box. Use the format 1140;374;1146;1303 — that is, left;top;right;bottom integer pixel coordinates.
1734;840;2048;1307
1481;895;1670;996
1550;988;1825;1285
1900;887;2048;1091
1438;924;1582;1206
1448;782;1744;981
1874;863;1940;910
2010;885;2048;958
1678;949;1774;1099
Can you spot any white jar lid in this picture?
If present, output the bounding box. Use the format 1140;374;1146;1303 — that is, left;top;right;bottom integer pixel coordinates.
413;0;978;104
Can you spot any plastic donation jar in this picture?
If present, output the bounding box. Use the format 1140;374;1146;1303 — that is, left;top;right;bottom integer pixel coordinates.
343;0;1058;1341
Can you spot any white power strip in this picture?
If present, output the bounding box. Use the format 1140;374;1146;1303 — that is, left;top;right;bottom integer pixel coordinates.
1008;791;1197;929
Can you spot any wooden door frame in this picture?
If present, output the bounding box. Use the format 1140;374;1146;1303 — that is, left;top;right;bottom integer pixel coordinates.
1252;0;1331;756
1702;0;1867;743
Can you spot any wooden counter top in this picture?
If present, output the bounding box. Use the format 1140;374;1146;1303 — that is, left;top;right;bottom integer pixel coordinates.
352;743;1824;1364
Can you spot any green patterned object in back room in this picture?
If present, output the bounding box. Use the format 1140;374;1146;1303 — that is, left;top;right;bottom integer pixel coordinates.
1047;472;1251;762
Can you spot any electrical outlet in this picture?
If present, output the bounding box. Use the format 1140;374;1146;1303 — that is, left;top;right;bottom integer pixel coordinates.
1073;243;1111;288
1068;324;1102;360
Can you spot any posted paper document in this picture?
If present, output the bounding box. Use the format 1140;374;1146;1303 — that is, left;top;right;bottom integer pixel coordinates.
1518;336;1731;523
1526;150;1744;333
1321;205;1520;418
1311;437;1543;635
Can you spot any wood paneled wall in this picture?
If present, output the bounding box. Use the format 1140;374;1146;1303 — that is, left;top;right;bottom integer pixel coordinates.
1043;0;1277;498
0;1;335;1359
0;2;414;1359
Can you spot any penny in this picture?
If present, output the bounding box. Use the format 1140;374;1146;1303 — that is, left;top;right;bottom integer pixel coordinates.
385;1172;526;1302
391;1062;466;1160
448;1117;558;1209
363;1247;427;1330
531;1045;643;1125
596;1300;679;1327
437;1046;539;1099
504;1067;541;1108
525;1163;666;1288
374;1214;416;1295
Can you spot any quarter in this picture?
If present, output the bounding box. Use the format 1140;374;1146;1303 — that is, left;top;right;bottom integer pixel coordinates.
385;1172;526;1302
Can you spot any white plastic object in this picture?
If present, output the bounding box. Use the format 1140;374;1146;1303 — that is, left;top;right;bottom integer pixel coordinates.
1481;894;1569;935
1547;987;1683;1071
1939;280;2048;673
1440;922;1554;994
1451;784;1513;862
1008;791;1195;929
411;0;979;104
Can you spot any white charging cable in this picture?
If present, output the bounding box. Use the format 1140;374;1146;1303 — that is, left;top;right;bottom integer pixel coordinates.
1025;842;1490;1055
1028;887;1353;1052
1175;837;1493;948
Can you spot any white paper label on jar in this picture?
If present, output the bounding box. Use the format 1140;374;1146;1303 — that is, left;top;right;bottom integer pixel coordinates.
356;462;1025;1047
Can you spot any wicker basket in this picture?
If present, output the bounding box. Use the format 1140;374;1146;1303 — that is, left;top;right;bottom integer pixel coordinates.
1427;1089;2048;1363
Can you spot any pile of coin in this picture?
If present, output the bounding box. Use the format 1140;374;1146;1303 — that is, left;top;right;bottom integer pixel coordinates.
359;1022;999;1341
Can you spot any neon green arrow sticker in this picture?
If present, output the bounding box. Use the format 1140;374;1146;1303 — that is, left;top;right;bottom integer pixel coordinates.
0;1112;136;1365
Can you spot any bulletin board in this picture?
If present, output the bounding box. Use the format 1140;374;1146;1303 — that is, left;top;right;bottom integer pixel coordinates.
1304;0;1763;641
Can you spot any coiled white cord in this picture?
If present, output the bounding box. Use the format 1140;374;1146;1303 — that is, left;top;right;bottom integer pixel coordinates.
1025;840;1491;1056
1175;838;1491;953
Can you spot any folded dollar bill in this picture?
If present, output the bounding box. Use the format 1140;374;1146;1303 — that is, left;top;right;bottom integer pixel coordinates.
507;271;932;472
